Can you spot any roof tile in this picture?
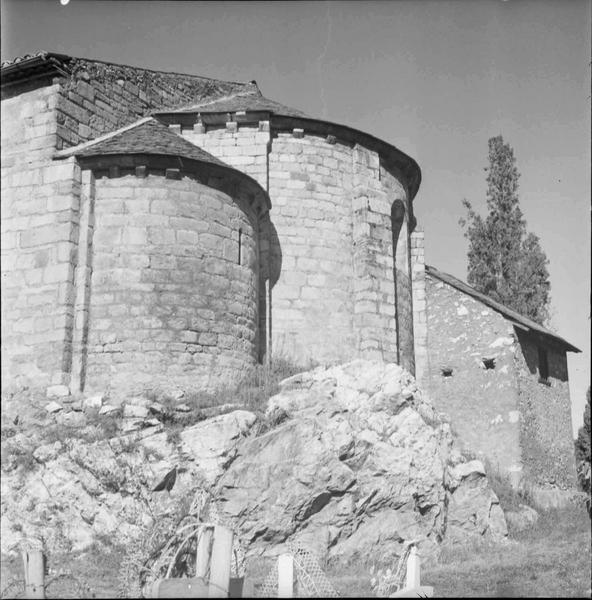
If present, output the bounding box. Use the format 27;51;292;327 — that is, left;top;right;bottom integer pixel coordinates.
173;90;309;118
75;118;228;167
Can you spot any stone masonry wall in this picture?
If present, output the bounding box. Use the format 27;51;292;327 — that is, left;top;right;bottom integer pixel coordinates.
181;121;415;367
1;65;251;392
350;150;408;368
52;58;251;149
425;275;522;479
268;133;356;364
411;228;427;387
1;66;417;389
1;85;81;390
515;331;576;489
80;172;260;393
382;161;414;374
180;121;272;361
82;173;260;394
180;122;269;190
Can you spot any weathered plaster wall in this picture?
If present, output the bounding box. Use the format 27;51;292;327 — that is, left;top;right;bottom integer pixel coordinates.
515;331;576;489
1;85;81;390
82;172;261;394
425;275;522;478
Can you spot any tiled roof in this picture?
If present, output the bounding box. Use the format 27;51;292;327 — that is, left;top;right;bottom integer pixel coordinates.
173;89;309;117
1;51;57;68
70;118;228;167
425;265;580;352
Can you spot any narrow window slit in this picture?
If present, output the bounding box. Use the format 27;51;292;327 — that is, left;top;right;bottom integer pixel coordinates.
238;228;242;265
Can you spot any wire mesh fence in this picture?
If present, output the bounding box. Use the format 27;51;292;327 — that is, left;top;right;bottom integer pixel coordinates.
255;541;339;598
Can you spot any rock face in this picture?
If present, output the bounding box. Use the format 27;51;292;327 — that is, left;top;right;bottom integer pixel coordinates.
217;360;507;562
1;360;507;563
0;411;257;555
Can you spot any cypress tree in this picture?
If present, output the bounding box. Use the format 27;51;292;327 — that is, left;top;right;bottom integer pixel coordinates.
460;135;551;324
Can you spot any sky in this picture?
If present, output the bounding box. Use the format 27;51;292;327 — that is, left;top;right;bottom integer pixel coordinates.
1;0;590;433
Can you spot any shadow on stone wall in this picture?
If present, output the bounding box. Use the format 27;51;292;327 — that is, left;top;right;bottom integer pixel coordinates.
258;219;282;363
516;329;568;383
269;220;282;288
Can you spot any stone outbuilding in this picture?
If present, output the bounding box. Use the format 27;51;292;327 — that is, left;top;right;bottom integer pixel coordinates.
421;265;580;499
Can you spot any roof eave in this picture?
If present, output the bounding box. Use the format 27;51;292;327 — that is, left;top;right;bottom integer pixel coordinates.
425;265;581;354
56;150;271;212
1;52;71;85
153;109;422;202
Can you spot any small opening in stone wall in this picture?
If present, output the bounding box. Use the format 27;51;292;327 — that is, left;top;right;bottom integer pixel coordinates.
482;357;496;370
538;346;550;384
441;367;453;377
238;228;242;265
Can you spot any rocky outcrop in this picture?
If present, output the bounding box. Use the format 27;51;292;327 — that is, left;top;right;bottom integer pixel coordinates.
217;360;507;562
1;360;507;563
0;410;256;555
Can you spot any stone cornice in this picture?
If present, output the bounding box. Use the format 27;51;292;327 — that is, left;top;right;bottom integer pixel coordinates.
69;153;270;217
154;110;422;203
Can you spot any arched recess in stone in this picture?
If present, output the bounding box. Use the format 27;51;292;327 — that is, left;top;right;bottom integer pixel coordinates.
392;199;415;374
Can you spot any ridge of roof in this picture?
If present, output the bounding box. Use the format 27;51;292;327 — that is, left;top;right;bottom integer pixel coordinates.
176;89;260;111
1;51;257;88
171;88;309;118
54;116;155;158
425;265;580;353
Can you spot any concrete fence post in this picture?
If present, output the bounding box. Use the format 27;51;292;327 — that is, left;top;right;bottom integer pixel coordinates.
22;549;45;599
277;553;294;598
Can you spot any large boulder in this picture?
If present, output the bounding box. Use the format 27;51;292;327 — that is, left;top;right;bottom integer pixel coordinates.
216;360;506;563
445;460;508;540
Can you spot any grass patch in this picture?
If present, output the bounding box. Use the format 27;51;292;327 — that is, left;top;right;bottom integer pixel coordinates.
41;412;121;445
143;357;309;431
423;505;591;598
1;545;123;599
480;459;531;513
183;357;308;413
